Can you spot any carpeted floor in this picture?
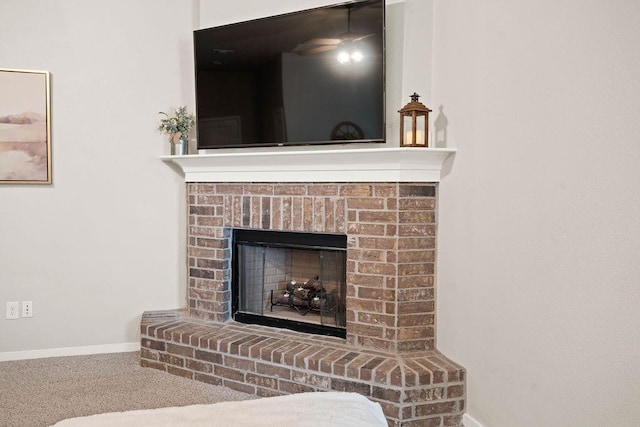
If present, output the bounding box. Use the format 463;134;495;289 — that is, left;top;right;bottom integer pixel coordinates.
0;351;255;427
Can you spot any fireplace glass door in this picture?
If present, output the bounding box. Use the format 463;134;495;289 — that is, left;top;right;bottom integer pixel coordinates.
232;229;347;338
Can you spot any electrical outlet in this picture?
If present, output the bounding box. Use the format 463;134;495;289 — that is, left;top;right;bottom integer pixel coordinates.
22;301;33;318
6;301;19;319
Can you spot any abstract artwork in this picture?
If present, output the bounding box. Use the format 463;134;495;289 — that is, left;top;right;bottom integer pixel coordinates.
0;68;51;184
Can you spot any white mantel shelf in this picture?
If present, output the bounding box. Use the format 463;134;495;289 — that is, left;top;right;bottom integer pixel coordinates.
160;147;456;183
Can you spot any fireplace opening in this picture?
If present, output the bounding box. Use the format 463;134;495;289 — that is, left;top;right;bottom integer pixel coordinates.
232;229;347;338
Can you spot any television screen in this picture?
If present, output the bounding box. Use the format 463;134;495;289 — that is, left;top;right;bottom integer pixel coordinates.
194;0;385;150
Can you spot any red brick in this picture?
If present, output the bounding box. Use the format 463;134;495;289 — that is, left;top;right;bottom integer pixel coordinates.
140;359;165;371
319;349;349;374
245;184;274;195
256;362;292;380
293;345;326;370
186;359;213;374
415;359;444;383
375;401;401;424
166;365;193;379
405;359;434;386
415;401;458;417
358;287;395;301
397;313;435;327
194;372;223;386
347;223;386;235
214;184;243;194
256;388;284;398
218;332;250;353
398;262;434;276
398;300;435;314
330;378;370;395
340;184;373;196
447;384;464;398
346;273;385;287
345;354;376;379
357;312;395;327
332;351;360;376
398;184;435;198
349;323;385;340
401;211;439;228
195;349;222;364
291;372;331;389
141;339;165;351
279;380;315;394
260;339;290;362
149;320;180;338
405;387;445;403
246;373;278;389
397;275;434;288
223;354;255;372
214;365;245;382
238;336;269;357
140;348;158;361
398;198;435;210
274;184;306;195
283;344;311;367
166;343;195;357
159;353;184;367
398;339;433;352
372;386;402;403
223;379;256;394
402;417;442;427
308;184;339;196
357;236;397;250
443;414;464;426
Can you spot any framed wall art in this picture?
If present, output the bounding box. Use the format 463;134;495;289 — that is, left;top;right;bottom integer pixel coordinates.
0;68;52;184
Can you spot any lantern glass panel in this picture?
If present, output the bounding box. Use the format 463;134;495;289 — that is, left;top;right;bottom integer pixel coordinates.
403;115;427;146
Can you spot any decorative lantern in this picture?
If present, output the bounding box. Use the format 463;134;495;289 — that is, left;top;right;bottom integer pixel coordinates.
399;92;432;147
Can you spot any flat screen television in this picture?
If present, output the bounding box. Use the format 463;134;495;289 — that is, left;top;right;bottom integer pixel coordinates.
194;0;385;150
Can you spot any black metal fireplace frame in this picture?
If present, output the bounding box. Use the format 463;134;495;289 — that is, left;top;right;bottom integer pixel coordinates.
231;228;347;338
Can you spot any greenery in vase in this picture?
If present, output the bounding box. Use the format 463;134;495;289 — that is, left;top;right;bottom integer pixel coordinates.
158;106;195;144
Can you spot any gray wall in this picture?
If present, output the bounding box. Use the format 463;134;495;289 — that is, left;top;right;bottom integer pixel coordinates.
432;1;640;426
0;0;193;355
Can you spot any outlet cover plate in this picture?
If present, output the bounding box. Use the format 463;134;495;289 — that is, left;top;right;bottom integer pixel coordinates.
22;301;33;318
6;301;19;319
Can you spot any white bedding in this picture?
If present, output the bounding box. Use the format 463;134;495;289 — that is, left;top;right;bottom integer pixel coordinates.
51;392;388;427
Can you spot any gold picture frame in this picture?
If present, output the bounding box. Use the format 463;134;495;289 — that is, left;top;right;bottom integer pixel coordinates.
0;68;52;184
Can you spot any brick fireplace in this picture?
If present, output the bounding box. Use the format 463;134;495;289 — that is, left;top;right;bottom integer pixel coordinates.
142;148;465;427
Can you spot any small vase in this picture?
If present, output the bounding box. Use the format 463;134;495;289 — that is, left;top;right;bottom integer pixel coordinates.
171;137;188;155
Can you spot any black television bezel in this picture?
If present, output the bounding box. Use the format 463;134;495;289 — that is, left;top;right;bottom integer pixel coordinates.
193;0;386;150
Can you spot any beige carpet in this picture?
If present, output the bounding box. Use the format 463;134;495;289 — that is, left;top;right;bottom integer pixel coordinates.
0;351;255;427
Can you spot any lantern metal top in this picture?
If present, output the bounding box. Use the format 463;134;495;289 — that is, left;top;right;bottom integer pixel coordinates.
398;92;432;116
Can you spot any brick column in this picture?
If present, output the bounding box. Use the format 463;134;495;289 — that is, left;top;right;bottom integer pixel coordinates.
345;183;436;353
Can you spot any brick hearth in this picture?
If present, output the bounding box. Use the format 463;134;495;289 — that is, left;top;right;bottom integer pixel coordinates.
141;181;466;427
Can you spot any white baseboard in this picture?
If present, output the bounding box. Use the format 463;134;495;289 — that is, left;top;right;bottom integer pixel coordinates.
0;342;140;362
463;413;485;427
